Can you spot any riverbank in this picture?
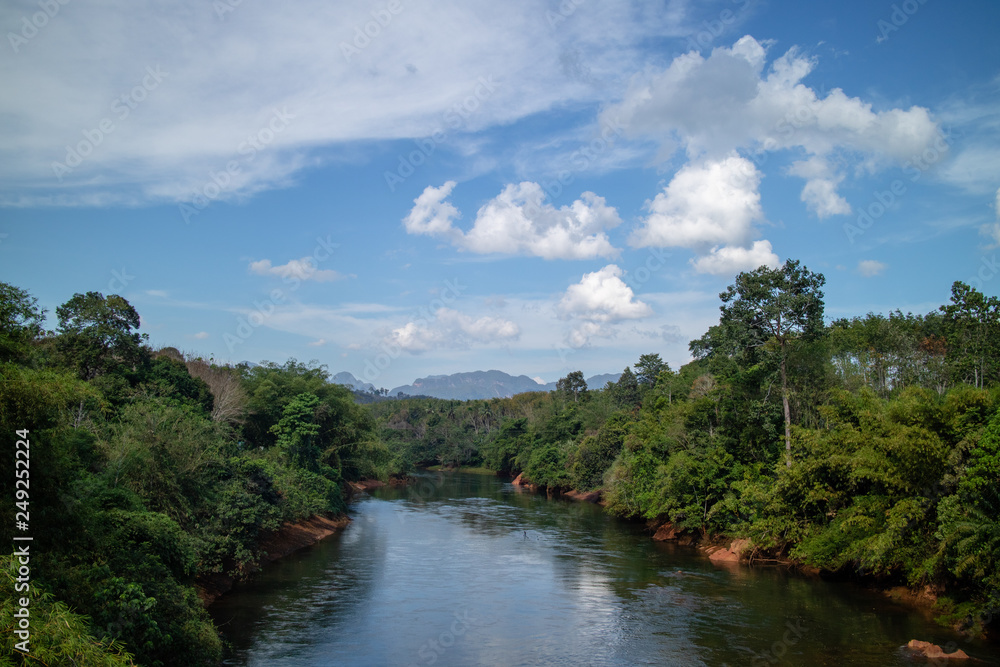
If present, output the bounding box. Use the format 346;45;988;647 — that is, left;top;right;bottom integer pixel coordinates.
197;513;352;606
200;476;412;606
509;471;995;643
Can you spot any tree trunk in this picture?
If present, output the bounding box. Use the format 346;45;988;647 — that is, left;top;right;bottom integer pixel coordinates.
780;343;792;467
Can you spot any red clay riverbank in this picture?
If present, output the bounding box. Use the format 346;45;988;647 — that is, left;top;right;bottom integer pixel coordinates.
199;477;409;606
197;513;352;606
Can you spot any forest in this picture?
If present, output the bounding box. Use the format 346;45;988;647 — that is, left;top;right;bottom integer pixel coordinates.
1;258;998;664
0;284;391;665
370;261;1000;640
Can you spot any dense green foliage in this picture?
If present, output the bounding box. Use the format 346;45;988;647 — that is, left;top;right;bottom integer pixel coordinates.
0;286;388;665
3;271;997;662
370;277;1000;636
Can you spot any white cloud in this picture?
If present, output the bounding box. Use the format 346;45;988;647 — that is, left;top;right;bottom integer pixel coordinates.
308;338;327;346
604;35;941;215
608;35;939;161
558;265;652;322
857;259;887;277
249;257;343;282
629;155;778;275
404;181;622;259
389;307;520;352
691;240;780;275
788;157;851;218
0;0;687;206
630;155;762;250
192;331;210;339
404;181;461;237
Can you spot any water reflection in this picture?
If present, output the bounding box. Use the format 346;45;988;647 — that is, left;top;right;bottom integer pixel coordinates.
210;472;998;666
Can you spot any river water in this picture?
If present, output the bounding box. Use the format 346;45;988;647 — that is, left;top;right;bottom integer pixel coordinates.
210;471;998;666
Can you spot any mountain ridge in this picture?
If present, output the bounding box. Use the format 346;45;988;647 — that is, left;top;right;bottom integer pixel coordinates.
332;369;621;400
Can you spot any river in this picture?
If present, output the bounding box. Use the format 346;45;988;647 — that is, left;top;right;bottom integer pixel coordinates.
210;471;998;666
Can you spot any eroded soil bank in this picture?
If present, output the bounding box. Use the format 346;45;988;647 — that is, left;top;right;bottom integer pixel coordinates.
200;477;411;606
198;514;352;606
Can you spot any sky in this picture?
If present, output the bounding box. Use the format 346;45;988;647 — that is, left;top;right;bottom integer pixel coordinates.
1;0;998;390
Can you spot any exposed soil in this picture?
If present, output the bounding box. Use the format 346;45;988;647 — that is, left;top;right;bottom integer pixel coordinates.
198;514;352;606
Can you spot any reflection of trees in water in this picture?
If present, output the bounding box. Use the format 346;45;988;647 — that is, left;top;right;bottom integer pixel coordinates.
217;472;996;666
210;499;390;659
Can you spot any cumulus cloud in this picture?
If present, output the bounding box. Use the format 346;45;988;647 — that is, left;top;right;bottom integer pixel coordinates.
788;157;851;218
604;35;941;214
629;155;777;275
404;181;461;237
857;259;887;277
608;35;939;161
192;331;210;340
403;181;622;259
558;265;652;322
557;264;652;345
631;156;762;250
691;241;780;276
249;257;343;282
389;307;520;352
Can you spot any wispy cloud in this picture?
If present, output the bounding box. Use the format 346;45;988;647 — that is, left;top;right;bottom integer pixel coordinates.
249;258;345;282
0;0;685;207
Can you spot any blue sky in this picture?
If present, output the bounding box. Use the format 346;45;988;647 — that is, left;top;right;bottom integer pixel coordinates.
1;0;998;389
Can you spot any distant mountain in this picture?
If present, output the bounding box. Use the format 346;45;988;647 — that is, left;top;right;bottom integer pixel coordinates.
387;370;620;401
585;373;623;389
331;371;375;393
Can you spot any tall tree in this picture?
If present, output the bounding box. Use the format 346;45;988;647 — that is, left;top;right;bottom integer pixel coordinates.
941;281;1000;389
611;367;641;409
635;353;669;389
556;370;588;402
710;259;825;466
56;292;148;379
0;282;46;362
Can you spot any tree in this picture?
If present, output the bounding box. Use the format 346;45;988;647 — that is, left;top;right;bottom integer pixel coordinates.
0;281;46;361
611;367;641;409
704;259;825;466
56;292;148;380
270;392;322;471
556;370;588;402
941;281;1000;389
635;353;669;389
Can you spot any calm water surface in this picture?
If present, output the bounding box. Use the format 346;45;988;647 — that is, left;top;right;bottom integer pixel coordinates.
210;472;998;666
